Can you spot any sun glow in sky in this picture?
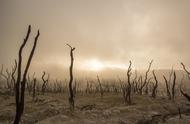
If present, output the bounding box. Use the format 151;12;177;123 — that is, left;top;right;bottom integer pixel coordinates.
81;59;104;71
81;58;128;72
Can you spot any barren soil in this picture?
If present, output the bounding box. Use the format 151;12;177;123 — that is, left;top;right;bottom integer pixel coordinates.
1;92;190;124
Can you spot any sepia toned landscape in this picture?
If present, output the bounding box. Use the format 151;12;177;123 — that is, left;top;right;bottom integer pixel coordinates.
1;0;190;124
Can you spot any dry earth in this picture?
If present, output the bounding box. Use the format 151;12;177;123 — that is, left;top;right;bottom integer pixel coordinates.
1;91;190;124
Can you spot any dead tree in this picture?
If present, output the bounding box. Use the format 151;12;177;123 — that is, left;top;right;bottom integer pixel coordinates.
53;79;64;93
41;71;49;95
97;75;104;98
168;67;174;88
86;80;94;94
180;85;190;102
86;79;90;94
118;76;124;93
172;71;176;101
137;76;143;94
0;65;3;78
132;70;138;94
152;70;158;98
14;25;40;124
145;78;152;95
1;61;18;93
67;44;75;111
124;61;132;104
0;65;3;88
73;80;77;97
1;68;11;90
181;62;190;80
139;60;153;95
32;78;37;101
26;74;33;95
144;80;149;95
163;75;172;100
10;60;17;95
0;65;3;75
180;63;190;102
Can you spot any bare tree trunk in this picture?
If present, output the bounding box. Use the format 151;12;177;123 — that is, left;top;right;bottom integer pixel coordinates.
73;80;77;97
152;70;158;98
168;67;174;90
1;68;12;91
11;60;17;95
32;78;37;101
123;61;132;105
97;75;103;98
180;62;190;102
137;76;142;94
139;60;153;95
67;44;75;111
163;75;171;100
181;62;190;80
126;61;132;104
41;72;49;95
14;25;40;124
172;71;176;101
86;80;90;94
132;70;138;94
145;78;152;95
180;85;190;102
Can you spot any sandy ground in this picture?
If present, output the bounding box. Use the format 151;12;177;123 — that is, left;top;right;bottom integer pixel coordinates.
0;92;190;124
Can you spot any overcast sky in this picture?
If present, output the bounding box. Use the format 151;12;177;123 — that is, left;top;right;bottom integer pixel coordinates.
0;0;190;79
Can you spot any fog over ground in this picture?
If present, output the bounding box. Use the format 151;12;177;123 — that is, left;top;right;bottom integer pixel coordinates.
0;0;190;79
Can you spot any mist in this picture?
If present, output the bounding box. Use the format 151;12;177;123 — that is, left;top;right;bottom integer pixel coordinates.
1;0;190;79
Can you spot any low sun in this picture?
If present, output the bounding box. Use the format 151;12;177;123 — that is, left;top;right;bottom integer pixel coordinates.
82;59;104;71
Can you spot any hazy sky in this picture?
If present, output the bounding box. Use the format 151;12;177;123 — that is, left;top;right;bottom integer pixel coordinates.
0;0;190;78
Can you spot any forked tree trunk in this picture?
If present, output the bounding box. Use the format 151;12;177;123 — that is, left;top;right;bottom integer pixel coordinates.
14;25;40;124
139;60;153;95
